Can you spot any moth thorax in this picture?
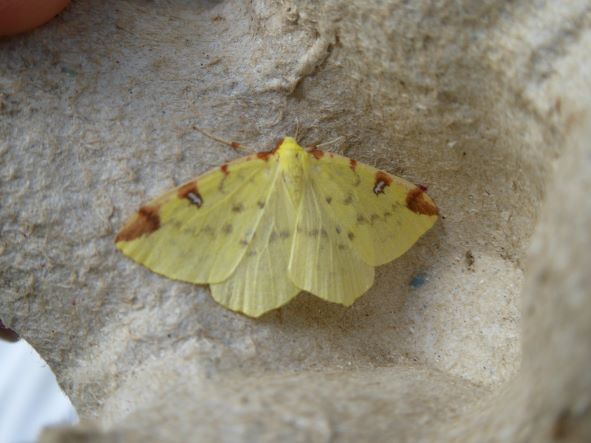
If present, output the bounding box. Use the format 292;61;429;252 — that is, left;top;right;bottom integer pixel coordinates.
279;153;306;206
276;137;308;205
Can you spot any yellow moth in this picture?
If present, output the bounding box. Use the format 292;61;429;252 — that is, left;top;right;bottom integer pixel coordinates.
116;137;438;317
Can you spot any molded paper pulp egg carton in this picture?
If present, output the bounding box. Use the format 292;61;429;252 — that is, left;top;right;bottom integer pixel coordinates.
0;1;589;442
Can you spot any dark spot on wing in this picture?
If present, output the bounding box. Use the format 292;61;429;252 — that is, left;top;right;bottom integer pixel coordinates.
370;213;380;223
201;225;215;237
356;214;367;224
406;185;438;216
308;147;324;159
335;226;342;234
373;171;393;195
257;200;265;209
220;164;229;176
186;192;203;207
269;231;278;243
344;194;353;205
280;230;290;239
338;244;347;250
116;205;161;242
177;182;203;208
222;223;233;234
325;196;332;204
239;239;249;246
348;231;355;240
232;203;244;213
349;158;357;171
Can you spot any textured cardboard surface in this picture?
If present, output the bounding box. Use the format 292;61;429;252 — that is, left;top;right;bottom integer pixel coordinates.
1;1;589;442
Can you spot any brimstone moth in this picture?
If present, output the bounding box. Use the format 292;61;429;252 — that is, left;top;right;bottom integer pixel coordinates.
116;137;438;317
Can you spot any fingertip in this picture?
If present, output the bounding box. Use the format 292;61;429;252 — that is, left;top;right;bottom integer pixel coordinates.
0;0;70;36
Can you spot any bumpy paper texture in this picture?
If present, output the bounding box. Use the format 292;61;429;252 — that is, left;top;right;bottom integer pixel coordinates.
0;1;589;442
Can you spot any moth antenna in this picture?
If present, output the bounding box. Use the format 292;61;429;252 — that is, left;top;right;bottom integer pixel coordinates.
294;118;301;141
315;135;345;149
193;126;250;153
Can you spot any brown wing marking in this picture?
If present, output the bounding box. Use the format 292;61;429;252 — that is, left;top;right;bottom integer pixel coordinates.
116;205;161;242
257;151;274;161
177;182;203;208
256;138;284;161
308;147;324;159
373;171;392;195
406;185;438;216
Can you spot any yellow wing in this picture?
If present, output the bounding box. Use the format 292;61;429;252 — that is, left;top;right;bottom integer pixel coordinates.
288;180;375;305
306;151;438;267
210;174;300;317
116;153;279;284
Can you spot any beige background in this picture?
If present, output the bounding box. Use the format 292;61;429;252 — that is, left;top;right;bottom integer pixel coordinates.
0;1;589;441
